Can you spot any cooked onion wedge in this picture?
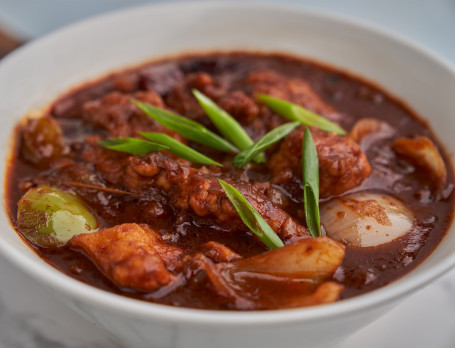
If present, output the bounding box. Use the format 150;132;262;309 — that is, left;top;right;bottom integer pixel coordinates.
349;118;394;146
321;192;414;247
393;136;447;187
196;237;345;309
232;237;345;280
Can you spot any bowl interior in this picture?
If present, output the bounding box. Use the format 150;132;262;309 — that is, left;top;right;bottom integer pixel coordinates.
0;2;454;322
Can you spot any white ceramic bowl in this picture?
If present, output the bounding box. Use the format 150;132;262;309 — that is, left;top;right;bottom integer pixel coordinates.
0;3;454;348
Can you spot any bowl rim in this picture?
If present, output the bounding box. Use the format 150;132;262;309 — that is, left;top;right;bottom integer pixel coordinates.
1;0;455;326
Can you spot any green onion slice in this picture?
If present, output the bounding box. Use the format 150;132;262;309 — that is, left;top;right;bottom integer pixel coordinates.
132;99;237;153
232;121;300;168
140;132;222;167
256;94;346;135
302;127;321;237
98;138;168;155
218;179;284;249
192;89;266;163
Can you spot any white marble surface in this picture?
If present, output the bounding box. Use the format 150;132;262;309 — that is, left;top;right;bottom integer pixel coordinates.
0;1;455;347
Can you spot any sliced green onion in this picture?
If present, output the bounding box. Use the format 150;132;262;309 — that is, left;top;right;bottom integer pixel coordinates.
140;132;222;167
98;138;168;155
131;99;237;153
302;127;321;237
192;89;266;163
218;179;284;249
232;121;300;168
256;94;346;135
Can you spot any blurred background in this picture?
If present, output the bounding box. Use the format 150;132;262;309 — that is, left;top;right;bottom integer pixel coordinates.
0;0;454;61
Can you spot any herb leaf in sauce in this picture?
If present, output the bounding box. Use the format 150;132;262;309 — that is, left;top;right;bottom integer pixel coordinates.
232;121;300;168
98;138;169;155
256;94;346;135
302;127;321;237
132;99;237;153
193;90;266;163
218;179;284;249
139;132;222;167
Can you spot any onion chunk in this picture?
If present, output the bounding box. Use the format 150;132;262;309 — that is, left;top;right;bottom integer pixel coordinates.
321;192;414;247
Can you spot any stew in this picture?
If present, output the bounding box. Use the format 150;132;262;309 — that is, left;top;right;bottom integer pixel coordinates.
6;52;454;310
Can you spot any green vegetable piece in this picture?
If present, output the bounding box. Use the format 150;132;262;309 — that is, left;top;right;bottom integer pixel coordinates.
132;99;237;153
192;89;266;163
139;132;222;167
17;186;98;247
302;128;321;237
256;94;346;135
218;179;284;249
98;138;169;155
232;121;300;168
22;116;66;165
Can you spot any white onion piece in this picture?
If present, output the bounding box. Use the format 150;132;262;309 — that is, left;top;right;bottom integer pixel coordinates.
320;192;414;247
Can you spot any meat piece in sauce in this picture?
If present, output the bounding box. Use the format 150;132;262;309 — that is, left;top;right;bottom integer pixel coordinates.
269;127;371;198
82;136;131;186
200;241;242;263
125;153;311;242
71;223;184;292
165;72;223;123
216;91;259;125
246;70;336;117
82;90;181;138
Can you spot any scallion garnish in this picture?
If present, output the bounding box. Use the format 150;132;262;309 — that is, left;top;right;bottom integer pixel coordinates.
98;138;168;155
302;127;321;237
256;94;346;135
218;179;284;249
139;132;222;167
232;121;300;168
193;89;266;163
132;99;237;153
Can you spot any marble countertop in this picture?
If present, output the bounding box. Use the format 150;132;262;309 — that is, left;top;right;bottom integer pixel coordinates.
0;1;454;347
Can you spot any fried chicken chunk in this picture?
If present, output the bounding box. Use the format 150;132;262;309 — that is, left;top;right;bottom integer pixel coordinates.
125;153;311;241
70;223;183;292
82;90;181;138
269;127;371;198
246;70;335;117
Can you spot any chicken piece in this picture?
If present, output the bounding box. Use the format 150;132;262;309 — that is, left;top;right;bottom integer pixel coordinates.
246;70;335;117
200;241;242;263
71;223;184;292
82;136;131;186
196;237;345;309
82;90;181;138
269;127;371;198
125;153;311;241
216;91;259;125
165;72;223;122
393;136;447;187
349;118;395;147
